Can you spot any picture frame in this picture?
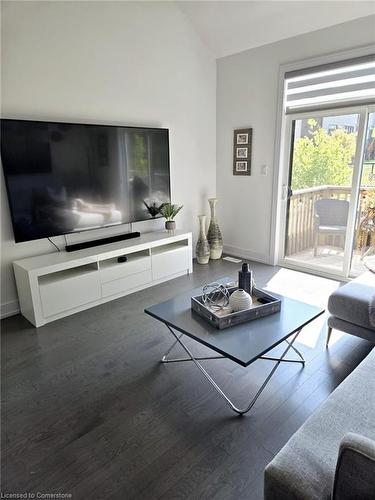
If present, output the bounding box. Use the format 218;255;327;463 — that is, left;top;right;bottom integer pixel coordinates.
237;133;248;144
236;147;248;158
235;161;248;172
233;128;252;176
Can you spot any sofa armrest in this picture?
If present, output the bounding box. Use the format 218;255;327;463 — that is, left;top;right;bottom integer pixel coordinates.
333;433;375;500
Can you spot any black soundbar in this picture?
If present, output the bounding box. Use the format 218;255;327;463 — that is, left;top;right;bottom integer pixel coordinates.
65;231;141;252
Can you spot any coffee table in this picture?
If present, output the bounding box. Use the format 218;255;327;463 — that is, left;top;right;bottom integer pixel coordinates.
145;277;324;415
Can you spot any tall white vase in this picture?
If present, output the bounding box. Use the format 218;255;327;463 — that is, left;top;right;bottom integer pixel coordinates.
196;215;210;264
207;198;223;259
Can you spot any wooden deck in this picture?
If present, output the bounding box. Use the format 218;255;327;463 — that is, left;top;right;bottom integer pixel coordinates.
286;246;366;276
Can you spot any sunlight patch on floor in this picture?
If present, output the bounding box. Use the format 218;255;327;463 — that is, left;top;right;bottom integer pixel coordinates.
328;328;346;346
264;267;340;309
263;268;344;350
296;315;326;350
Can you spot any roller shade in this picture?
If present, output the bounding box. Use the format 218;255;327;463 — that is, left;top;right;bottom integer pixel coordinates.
285;55;375;114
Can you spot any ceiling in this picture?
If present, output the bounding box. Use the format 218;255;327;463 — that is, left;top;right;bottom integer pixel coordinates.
177;1;375;58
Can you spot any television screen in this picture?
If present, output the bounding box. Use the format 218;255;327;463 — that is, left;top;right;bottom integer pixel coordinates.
1;119;171;242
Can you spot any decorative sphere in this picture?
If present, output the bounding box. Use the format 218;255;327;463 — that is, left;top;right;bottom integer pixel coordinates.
229;289;252;312
202;282;230;311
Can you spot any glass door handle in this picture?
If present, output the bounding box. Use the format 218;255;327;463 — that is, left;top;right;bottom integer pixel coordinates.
282;185;293;200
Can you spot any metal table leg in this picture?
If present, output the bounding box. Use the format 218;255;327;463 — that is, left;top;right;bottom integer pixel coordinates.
161;325;305;416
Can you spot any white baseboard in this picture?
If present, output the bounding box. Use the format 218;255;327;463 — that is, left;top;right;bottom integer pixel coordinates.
223;245;272;265
1;300;20;319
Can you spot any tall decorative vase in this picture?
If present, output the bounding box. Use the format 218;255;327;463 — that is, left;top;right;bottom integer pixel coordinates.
207;198;223;259
196;215;210;264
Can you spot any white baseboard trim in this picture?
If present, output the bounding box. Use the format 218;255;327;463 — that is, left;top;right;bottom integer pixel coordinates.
1;300;20;319
223;245;272;265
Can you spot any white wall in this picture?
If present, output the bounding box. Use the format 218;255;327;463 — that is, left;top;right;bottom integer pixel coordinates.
0;1;216;316
216;15;375;263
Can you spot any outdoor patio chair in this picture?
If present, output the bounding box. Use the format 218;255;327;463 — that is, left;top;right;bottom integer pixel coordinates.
314;198;349;256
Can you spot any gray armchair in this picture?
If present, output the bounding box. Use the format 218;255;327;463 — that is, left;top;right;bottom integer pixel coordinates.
326;269;375;347
314;199;349;256
333;433;375;500
264;431;375;500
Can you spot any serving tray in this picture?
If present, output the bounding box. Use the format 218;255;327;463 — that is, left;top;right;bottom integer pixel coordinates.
191;286;281;330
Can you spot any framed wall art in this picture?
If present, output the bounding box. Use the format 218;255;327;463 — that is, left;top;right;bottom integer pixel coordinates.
233;128;252;176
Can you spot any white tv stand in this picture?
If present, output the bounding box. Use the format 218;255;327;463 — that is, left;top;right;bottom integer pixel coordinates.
13;231;193;327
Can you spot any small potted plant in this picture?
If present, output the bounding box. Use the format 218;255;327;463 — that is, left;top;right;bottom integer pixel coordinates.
159;202;183;231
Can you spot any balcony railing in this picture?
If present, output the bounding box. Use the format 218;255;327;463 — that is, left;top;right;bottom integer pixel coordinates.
286;185;374;256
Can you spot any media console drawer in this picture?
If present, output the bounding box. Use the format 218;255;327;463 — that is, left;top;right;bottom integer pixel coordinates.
99;255;151;283
40;271;101;317
101;270;152;298
152;246;189;281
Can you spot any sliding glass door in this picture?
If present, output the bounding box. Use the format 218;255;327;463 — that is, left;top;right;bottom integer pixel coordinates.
279;107;371;279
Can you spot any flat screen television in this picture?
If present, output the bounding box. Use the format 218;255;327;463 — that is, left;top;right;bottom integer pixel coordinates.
1;119;171;243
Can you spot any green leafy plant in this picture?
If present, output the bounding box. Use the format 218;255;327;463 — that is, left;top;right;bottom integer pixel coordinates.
291;119;357;190
144;201;161;217
159;202;183;221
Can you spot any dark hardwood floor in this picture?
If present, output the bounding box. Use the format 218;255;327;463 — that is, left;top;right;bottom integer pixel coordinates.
1;259;373;499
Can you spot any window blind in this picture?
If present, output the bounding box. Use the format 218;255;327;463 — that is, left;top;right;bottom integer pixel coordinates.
284;55;375;114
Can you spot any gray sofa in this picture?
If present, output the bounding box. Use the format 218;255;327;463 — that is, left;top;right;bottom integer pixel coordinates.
264;271;375;499
264;348;375;499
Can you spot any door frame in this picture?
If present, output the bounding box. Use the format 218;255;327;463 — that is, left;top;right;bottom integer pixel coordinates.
276;105;371;280
348;104;375;277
